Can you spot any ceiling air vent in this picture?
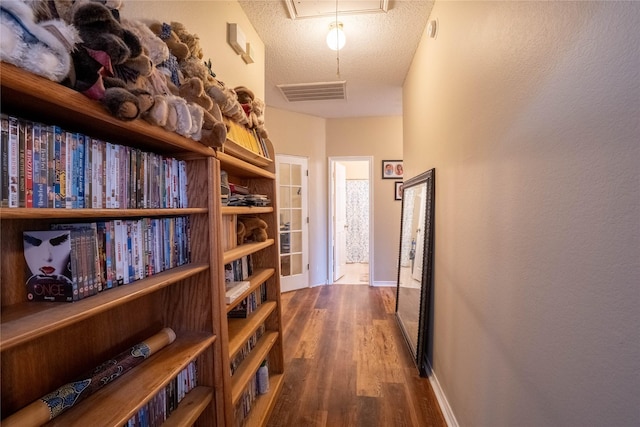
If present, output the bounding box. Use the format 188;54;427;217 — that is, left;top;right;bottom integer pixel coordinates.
277;81;347;102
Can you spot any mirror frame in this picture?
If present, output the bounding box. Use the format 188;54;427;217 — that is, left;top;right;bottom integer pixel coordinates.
395;168;435;376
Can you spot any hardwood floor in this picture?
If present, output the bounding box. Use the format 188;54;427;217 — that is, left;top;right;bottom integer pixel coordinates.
266;285;446;427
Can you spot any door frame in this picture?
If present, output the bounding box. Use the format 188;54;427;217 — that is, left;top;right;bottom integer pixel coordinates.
328;156;374;285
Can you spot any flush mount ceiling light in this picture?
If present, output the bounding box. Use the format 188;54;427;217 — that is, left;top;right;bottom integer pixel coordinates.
326;21;346;51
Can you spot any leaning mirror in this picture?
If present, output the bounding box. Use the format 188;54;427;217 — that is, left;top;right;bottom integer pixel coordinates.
395;169;435;376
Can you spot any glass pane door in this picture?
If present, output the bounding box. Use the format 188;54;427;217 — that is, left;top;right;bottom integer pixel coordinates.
276;155;308;292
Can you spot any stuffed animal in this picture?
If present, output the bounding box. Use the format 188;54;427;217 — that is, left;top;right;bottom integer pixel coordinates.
237;217;268;245
0;0;80;82
168;20;228;147
235;86;269;139
251;97;269;139
146;20;188;88
177;77;226;147
29;0;155;121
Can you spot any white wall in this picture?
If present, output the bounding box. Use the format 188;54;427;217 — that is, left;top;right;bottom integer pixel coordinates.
404;1;640;426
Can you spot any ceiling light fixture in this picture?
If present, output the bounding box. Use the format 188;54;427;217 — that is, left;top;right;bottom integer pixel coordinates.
329;0;342;77
326;22;346;51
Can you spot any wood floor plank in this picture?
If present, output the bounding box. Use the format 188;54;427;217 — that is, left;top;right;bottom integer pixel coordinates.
267;286;446;427
294;309;328;359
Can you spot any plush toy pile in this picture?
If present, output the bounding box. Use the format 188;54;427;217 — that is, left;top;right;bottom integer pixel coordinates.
0;0;268;149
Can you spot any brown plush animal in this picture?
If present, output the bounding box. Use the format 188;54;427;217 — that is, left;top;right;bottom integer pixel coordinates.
237;217;268;245
31;0;154;120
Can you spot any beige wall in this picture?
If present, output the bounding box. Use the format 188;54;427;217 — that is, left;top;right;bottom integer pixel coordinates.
265;108;327;286
404;1;640;426
122;1;264;98
341;161;369;180
327;117;403;284
266;111;403;285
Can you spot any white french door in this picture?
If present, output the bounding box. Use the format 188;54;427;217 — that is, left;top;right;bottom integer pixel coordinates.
276;155;309;292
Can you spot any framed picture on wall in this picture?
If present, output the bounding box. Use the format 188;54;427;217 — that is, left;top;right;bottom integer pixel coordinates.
382;160;403;179
394;181;403;201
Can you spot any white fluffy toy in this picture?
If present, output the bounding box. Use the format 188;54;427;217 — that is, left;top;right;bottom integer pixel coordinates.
0;0;80;82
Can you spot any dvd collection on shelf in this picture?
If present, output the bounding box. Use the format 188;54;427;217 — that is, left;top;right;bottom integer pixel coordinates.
123;361;198;427
230;324;266;376
228;283;267;319
23;216;191;302
1;114;188;209
225;255;253;284
234;358;270;427
220;175;272;207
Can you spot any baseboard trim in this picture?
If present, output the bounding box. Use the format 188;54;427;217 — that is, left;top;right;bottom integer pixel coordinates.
427;362;459;427
372;281;396;287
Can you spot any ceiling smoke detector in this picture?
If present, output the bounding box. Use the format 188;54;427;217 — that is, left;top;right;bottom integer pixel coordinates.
277;81;347;102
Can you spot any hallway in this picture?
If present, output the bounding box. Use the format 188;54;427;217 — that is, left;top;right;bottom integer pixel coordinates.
333;262;370;285
267;285;445;427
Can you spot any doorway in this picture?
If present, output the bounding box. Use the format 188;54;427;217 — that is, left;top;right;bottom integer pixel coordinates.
328;157;373;285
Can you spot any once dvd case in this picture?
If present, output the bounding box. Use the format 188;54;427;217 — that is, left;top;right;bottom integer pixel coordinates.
23;230;75;302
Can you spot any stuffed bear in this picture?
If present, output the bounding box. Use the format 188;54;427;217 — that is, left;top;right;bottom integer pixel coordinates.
170;20;245;126
251;97;269;139
146;20;189;88
29;0;154;121
70;1;156;120
0;0;80;82
167;20;228;147
234;86;269;139
237;217;268;245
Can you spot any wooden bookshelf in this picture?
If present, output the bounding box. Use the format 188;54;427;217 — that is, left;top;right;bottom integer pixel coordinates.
0;63;224;426
0;62;284;427
217;137;285;426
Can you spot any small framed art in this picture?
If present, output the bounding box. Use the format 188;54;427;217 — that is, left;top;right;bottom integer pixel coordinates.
382;160;403;179
394;181;403;201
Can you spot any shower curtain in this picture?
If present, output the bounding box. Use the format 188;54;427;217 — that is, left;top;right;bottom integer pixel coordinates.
345;180;369;263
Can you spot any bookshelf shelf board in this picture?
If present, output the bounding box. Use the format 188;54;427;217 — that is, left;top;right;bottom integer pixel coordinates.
223;240;274;265
217;151;275;180
230;331;279;405
161;386;214;427
0;207;208;220
226;268;275;312
0;263;209;351
221;206;273;216
228;301;277;357
222;139;272;168
47;332;216;427
0;63;214;157
244;373;285;427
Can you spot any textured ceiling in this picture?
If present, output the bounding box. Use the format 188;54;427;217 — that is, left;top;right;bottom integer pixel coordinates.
238;0;434;118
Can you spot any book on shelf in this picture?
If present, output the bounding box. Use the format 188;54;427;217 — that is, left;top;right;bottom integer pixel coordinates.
1;114;9;207
225;280;251;304
225;254;253;284
21;217;191;303
1;115;189;210
51;222;104;295
230;324;266;375
124;361;197;427
227;282;267;318
23;230;75;302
